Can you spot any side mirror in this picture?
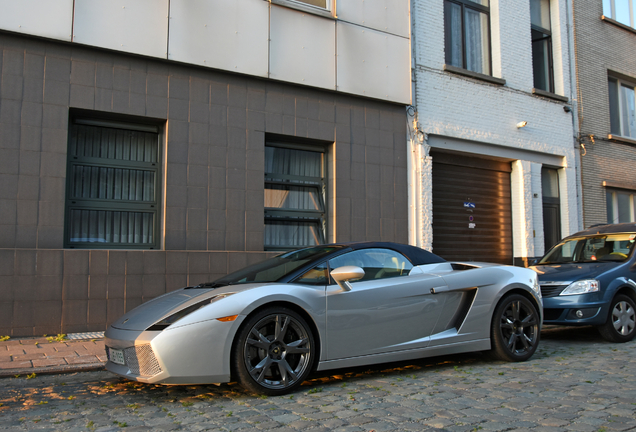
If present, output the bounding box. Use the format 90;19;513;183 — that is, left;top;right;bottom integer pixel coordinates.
330;266;365;291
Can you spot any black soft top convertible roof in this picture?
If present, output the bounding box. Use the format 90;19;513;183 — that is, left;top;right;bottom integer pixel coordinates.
331;241;447;266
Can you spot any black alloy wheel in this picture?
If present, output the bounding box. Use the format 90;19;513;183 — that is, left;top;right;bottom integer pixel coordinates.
233;307;315;395
490;294;540;361
598;294;636;343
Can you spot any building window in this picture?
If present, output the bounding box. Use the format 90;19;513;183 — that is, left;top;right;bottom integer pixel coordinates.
542;167;561;252
608;76;636;139
531;0;554;93
607;188;636;223
444;0;491;75
295;0;328;8
271;0;332;16
603;0;635;28
65;117;161;249
264;143;326;251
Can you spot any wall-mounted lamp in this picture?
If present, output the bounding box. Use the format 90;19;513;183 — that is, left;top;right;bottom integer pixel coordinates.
563;106;572;113
516;121;528;128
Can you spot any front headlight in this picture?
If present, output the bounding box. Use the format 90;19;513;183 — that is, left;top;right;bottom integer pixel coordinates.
147;293;234;331
560;279;599;296
531;276;541;298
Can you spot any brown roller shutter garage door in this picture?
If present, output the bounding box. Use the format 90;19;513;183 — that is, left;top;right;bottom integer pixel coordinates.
432;151;513;265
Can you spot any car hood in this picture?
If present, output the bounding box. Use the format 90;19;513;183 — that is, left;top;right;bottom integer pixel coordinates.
108;282;279;331
110;288;218;331
531;262;619;282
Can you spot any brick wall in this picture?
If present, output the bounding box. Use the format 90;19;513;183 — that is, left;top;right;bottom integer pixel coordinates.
411;0;579;260
573;0;636;226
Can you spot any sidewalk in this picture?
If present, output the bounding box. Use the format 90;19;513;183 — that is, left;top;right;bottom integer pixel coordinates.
0;332;106;378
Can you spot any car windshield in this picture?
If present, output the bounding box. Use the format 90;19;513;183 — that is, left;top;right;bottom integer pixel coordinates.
203;246;344;286
539;233;636;264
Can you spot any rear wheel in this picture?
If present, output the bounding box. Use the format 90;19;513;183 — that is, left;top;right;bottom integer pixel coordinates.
233;307;315;395
597;294;636;343
490;294;540;361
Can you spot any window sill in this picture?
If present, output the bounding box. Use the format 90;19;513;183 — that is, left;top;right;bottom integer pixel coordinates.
608;134;636;146
532;88;569;103
601;15;636;35
443;64;506;86
271;0;335;19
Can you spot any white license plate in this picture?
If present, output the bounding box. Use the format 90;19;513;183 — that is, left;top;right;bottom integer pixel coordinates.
109;347;125;365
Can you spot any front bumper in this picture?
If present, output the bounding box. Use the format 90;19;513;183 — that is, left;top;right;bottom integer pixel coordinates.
542;295;608;326
104;317;244;385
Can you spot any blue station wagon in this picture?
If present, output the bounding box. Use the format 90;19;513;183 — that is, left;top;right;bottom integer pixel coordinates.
531;223;636;342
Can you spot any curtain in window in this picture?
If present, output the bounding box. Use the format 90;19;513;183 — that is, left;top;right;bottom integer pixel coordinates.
607;190;636;223
265;185;322;211
67;124;158;246
264;146;325;249
265;146;321;181
69;210;154;244
445;1;463;68
620;85;636;138
264;221;322;248
464;8;489;74
70;126;158;163
70;166;155;202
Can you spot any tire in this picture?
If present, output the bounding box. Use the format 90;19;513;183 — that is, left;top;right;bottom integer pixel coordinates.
597;294;636;343
490;294;540;361
233;307;315;395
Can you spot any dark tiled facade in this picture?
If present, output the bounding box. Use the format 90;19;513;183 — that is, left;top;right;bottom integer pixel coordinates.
0;33;409;336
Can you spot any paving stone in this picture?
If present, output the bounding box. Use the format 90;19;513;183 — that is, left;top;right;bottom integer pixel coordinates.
1;327;636;431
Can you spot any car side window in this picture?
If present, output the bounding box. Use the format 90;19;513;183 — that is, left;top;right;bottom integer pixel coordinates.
295;262;329;285
328;248;413;282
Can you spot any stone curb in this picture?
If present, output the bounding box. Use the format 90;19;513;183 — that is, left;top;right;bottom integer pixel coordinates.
0;362;106;378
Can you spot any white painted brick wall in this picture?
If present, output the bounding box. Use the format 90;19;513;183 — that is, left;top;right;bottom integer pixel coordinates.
411;0;579;261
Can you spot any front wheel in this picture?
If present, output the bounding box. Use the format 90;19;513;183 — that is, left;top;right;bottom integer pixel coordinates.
597;294;636;343
233;307;315;395
490;294;540;361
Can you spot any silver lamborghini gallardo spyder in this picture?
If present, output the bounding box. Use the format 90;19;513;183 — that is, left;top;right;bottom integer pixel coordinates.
105;242;543;395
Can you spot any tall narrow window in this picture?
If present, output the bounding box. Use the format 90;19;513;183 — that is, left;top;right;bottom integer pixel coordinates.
65;117;161;249
603;0;636;28
531;0;554;93
444;0;491;75
542;168;561;252
264;143;326;251
608;76;636;139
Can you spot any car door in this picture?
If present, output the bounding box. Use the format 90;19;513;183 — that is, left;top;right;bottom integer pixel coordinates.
324;248;447;360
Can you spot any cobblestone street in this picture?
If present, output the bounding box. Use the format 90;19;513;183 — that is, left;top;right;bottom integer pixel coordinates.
1;326;635;432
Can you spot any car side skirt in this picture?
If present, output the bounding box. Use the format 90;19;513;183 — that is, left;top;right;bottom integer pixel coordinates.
315;338;490;371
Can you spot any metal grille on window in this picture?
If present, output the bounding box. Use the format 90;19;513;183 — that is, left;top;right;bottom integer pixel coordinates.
264;145;326;250
65;121;160;249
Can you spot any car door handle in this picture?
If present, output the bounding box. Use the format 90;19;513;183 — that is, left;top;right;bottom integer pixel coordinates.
430;286;449;294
